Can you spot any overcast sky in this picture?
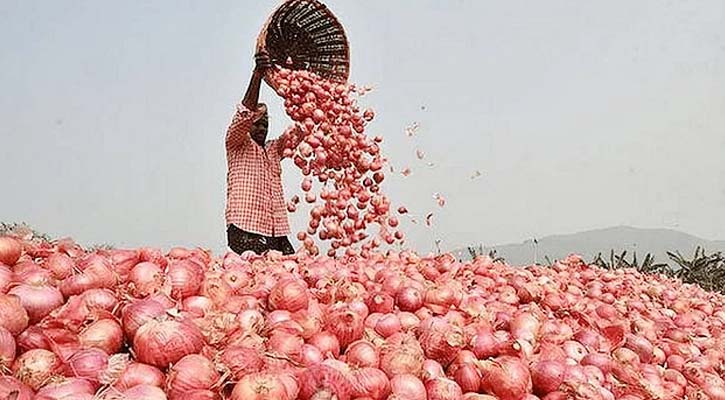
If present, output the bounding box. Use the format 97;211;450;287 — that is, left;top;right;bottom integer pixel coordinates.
1;0;723;254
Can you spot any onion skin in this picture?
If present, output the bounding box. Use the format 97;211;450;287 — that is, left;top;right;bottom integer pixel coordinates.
0;237;22;266
167;354;220;399
0;376;34;400
114;362;166;391
132;320;205;368
390;373;426;400
231;373;290;400
35;377;95;399
79;318;124;354
8;284;64;323
12;348;64;391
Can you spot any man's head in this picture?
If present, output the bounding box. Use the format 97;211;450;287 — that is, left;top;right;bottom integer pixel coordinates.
251;104;269;146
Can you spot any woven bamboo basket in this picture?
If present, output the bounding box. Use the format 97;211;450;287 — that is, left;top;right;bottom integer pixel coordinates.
256;0;350;90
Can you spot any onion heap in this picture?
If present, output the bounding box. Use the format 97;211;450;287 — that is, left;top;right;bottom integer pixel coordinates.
270;68;405;258
3;233;725;399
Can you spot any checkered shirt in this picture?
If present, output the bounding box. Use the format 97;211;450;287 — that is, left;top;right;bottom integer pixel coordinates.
225;102;292;237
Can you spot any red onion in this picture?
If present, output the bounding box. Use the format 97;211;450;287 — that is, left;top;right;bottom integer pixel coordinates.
510;311;542;344
418;317;465;366
45;252;74;280
346;340;379;368
36;377;95;399
8;284;63;323
380;333;425;378
298;364;354;400
325;303;365;348
368;292;395;314
352;367;390;400
167;354;220;399
268;278;309;312
0;326;16;368
531;360;566;395
425;377;463;400
375;313;402;338
0;376;34;400
133;320;205;367
179;390;219;400
397;286;423;311
221;267;250;293
81;288;118;312
167;259;203;300
128;262;164;297
231;373;290;400
397;311;420;331
121;299;166;341
67;348;109;386
122;384;168;400
422;359;446;382
182;296;214;317
16;325;49;352
479;356;532;400
301;343;324;366
471;330;498;359
114;362;165;390
390;374;426;400
309;330;341;358
12;348;64;390
79;318;123;354
0;264;12;294
0;237;22;266
452;363;481;393
268;330;303;361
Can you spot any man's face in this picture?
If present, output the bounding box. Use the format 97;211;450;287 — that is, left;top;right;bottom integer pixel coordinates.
251;113;269;144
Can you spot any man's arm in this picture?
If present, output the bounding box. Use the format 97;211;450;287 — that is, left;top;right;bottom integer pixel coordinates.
226;53;272;149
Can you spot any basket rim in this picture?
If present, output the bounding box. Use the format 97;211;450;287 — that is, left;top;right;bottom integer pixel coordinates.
256;0;350;89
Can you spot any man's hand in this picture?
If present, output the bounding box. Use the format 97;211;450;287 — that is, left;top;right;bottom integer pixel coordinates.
254;51;273;74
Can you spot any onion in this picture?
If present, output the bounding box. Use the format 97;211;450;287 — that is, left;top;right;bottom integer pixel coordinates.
167;260;203;300
418;317;465;366
471;330;498;359
0;327;15;367
221;267;250;293
368;292;394;314
167;354;220;399
36;377;95;399
325;303;364;349
0;237;22;266
425;377;463;400
182;296;214;317
298;364;354;400
133;319;205;367
12;348;64;390
397;286;423;311
45;252;74;280
309;330;341;358
268;278;309;312
452;363;481;393
16;325;49;352
67;348;109;386
352;367;390;400
114;362;165;390
8;284;63;323
121;299;167;341
530;360;566;395
375;313;402;338
268;330;303;361
128;262;164;297
0;264;12;294
301;343;324;366
0;376;34;400
510;311;542;344
122;384;168;400
345;340;379;368
479;356;532;400
231;373;290;400
79;318;123;354
179;390;219;400
380;333;425;378
422;359;446;381
390;374;426;400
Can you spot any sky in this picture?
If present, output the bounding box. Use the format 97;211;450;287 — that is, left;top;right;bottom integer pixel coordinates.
1;0;724;255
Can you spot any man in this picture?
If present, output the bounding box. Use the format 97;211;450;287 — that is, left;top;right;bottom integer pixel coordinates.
224;52;300;255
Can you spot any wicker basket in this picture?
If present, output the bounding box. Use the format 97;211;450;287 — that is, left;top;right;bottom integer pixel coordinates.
257;0;350;89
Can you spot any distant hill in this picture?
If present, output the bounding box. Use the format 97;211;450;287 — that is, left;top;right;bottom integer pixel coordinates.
453;226;725;266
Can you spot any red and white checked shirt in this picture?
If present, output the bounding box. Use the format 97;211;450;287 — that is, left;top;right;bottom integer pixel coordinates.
225;102;296;237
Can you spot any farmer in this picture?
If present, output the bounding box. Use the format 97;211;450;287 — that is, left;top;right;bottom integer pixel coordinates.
224;52;300;255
